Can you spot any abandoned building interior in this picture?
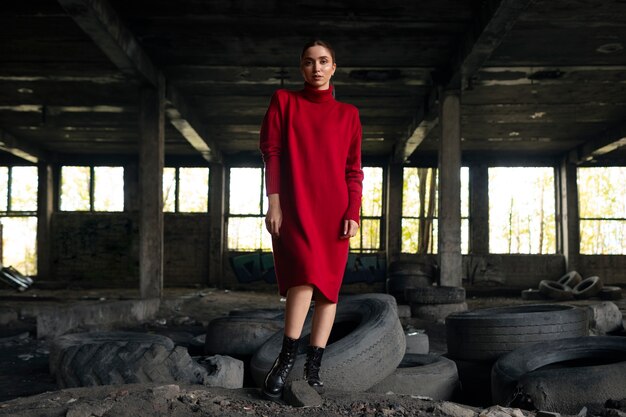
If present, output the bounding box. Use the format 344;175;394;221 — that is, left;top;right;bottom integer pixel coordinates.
1;0;626;415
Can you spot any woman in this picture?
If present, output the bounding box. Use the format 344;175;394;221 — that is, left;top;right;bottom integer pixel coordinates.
259;39;364;400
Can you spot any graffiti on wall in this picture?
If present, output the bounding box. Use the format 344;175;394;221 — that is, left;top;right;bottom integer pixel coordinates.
230;253;386;285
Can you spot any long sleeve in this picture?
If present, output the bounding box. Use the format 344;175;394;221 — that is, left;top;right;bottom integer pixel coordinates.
343;110;364;224
259;91;283;195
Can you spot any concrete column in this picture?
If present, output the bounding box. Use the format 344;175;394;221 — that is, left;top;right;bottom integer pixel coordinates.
558;159;580;271
36;163;54;280
52;164;61;211
438;90;462;287
386;162;403;264
469;164;489;254
124;159;140;212
139;81;165;298
208;162;225;287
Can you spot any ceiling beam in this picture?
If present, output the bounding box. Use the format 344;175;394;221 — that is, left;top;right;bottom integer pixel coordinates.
569;122;626;164
446;0;535;90
475;65;626;87
394;1;533;162
165;85;221;162
393;89;439;163
56;0;158;84
56;0;221;162
0;128;46;163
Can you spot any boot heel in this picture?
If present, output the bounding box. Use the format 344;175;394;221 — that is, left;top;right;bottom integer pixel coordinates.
304;345;325;393
262;335;299;401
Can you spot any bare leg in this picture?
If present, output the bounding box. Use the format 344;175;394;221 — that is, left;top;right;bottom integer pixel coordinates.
309;293;337;348
284;285;314;339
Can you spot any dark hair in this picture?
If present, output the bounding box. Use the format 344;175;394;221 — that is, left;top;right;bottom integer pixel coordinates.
300;39;336;63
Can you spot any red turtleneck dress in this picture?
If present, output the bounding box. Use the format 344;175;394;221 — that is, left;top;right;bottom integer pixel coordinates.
259;83;364;303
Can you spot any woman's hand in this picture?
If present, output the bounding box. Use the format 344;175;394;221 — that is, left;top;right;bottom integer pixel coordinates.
265;194;282;237
340;219;359;239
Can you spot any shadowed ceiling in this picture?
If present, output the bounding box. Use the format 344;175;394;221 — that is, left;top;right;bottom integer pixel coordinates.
1;0;625;165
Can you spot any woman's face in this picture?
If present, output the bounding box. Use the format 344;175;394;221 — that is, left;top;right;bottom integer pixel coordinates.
300;45;336;90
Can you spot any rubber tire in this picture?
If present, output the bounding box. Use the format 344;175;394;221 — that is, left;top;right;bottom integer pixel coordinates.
50;331;173;376
557;271;582;288
446;304;588;362
405;286;466;304
492;336;626;413
250;294;405;392
387;275;431;303
50;332;208;388
204;316;283;356
599;286;623;301
228;308;284;319
367;354;458;400
538;280;574;300
411;302;468;322
521;289;547;301
572;276;603;299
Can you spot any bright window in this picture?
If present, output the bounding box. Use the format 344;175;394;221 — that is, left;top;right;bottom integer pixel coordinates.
10;167;38;211
401;167;469;254
162;167;210;213
578;167;626;255
350;167;383;252
228;166;382;252
0;166;38;275
0;167;7;211
461;167;469;254
60;166;124;212
94;167;124;211
163;168;176;212
489;167;556;254
227;167;271;251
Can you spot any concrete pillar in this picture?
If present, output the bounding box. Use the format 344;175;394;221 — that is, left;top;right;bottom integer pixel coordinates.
469;164;489;254
139;81;165;298
208;162;225;287
52;164;61;211
438;90;462;287
385;162;403;264
558;159;580;271
124;159;139;212
36;163;54;280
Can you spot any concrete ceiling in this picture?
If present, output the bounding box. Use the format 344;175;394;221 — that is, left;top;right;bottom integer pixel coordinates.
1;0;625;165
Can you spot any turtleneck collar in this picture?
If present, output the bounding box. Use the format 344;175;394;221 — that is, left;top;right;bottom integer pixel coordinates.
301;82;335;103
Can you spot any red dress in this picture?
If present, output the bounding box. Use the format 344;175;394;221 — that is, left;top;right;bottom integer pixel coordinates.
259;83;364;303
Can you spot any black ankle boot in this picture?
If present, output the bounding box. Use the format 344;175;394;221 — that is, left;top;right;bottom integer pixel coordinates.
304;345;325;393
262;335;299;400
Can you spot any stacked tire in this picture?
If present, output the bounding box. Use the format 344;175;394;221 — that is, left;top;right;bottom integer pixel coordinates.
50;332;218;388
522;271;620;301
445;304;589;407
204;309;283;357
251;294;406;392
386;261;434;304
204;308;284;387
492;336;626;412
367;354;459;400
406;285;467;322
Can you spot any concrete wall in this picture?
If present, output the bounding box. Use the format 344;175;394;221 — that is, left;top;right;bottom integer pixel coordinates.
50;212;209;287
163;214;210;286
461;254;566;289
395;253;567;289
578;255;626;285
49;212;624;290
51;213;139;286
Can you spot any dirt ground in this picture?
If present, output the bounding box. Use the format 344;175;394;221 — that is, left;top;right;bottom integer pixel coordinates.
0;287;625;417
0;382;485;417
